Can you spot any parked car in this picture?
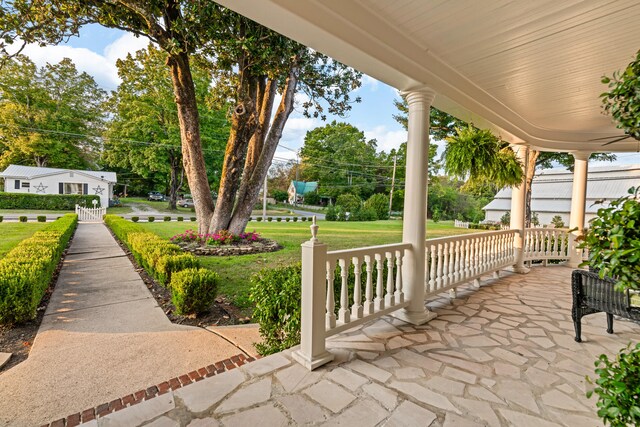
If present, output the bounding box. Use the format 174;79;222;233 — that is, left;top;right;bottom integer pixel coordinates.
148;192;165;201
178;198;194;208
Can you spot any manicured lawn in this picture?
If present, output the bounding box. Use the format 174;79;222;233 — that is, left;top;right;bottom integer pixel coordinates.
142;220;481;310
0;222;50;257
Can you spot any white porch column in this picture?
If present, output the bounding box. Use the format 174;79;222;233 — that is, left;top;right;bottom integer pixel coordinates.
509;144;530;273
567;151;590;267
395;88;437;325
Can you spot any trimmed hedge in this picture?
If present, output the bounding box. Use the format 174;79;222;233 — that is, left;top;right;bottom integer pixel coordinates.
0;193;99;210
37;216;46;222
104;215;200;286
0;214;78;324
170;268;218;315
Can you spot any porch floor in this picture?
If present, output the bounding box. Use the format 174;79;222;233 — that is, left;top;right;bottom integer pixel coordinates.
89;266;639;426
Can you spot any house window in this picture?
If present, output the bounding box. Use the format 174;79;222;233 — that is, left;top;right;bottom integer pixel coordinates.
63;183;84;195
22;182;30;189
14;180;20;189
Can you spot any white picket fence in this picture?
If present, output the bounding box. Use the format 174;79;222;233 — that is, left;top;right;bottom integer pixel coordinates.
454;219;469;228
75;205;106;222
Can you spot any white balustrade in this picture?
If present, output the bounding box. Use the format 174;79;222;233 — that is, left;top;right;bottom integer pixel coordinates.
75;204;106;222
425;230;517;297
454;219;469;228
523;228;569;261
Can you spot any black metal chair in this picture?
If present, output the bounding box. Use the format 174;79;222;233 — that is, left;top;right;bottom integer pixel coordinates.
571;269;640;342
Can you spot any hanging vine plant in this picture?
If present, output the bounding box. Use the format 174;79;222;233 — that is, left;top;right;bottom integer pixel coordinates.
601;49;640;143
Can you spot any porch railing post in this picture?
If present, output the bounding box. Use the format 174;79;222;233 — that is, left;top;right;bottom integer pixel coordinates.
293;217;334;371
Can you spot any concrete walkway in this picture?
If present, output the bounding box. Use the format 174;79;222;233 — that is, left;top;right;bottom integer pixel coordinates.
0;223;258;427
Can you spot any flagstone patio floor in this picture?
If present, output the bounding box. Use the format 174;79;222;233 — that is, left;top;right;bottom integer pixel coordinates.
83;265;639;426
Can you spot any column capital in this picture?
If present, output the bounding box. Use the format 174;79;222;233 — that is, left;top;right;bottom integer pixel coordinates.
571;151;591;161
401;87;436;108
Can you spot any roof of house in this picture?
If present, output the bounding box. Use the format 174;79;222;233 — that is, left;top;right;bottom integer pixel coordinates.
0;164;117;183
290;180;318;195
483;164;640;214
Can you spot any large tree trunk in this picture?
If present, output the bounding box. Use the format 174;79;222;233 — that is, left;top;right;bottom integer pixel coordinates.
167;52;215;234
228;65;299;234
167;149;180;210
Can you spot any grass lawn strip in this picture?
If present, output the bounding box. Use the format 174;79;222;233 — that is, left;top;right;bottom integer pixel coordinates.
0;222;50;258
142;220;481;310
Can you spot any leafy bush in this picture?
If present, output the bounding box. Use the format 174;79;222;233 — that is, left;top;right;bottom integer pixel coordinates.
0;193;99;210
500;211;511;226
177;216;184;222
601;49;640;141
37;216;46;222
293;217;298;222
272;189;289;203
550;215;565;228
587;342;640;427
164;216;171;222
350;206;377;221
170;268;218;315
256;217;263;222
0;216;3;222
267;217;273;222
190;217;196;222
148;216;155;222
19;216;27;223
335;193;362;213
0;214;77;324
250;264;302;355
276;217;282;222
301;217;307;222
364;193;389;220
580;188;640;291
285;217;290;222
431;209;441;223
325;205;337;221
531;212;540;226
131;216;139;222
156;253;200;286
304;192;320;206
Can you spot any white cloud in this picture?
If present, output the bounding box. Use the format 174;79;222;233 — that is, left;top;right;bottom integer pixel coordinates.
364;125;406;153
19;32;149;91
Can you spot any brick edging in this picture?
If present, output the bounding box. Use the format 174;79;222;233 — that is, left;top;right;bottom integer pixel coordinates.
42;353;258;427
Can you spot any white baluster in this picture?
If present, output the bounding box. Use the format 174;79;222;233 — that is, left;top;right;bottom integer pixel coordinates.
394;249;404;303
325;260;336;329
374;253;384;310
385;251;395;306
364;255;374;315
429;244;437;294
351;256;363;318
436;244;444;291
338;258;350;324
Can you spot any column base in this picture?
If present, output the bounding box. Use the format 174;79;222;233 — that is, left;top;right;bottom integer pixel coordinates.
392;307;437;325
506;265;530;274
292;349;334;371
566;260;583;269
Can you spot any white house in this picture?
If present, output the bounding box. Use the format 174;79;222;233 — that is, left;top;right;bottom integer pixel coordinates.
0;164;117;207
483;165;640;226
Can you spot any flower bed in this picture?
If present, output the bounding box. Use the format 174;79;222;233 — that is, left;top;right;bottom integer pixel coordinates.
170;229;281;256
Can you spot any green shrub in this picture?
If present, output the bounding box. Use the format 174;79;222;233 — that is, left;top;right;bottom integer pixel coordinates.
0;193;99;210
0;214;77;324
170;268;218;315
267;217;273;222
293;217;298;222
304;192;320;206
37;216;46;223
156;253;200;286
256;217;263;222
431;209;441;223
325;206;337;221
131;216;139;222
350;206;377;221
250;264;302;355
587;342;640;427
19;216;27;223
177;216;184;222
285;217;290;222
550;215;565;228
364;193;389;220
301;217;307;222
500;211;511;226
164;216;171;222
0;216;3;222
276;217;282;222
335;193;362;213
190;217;196;222
148;216;155;222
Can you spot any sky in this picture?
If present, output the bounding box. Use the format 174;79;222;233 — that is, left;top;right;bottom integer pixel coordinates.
16;24;640;169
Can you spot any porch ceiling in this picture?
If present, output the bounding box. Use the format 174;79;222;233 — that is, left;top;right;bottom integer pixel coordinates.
216;0;640;152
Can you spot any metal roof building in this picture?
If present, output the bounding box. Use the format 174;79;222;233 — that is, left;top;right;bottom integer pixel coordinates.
483;164;640;226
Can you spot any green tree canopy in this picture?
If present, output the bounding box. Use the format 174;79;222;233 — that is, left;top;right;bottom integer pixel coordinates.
0;55;106;169
103;45;228;209
300;121;380;199
601;49;640;142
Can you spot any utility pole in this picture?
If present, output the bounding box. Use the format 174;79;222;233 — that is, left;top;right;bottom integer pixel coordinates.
263;175;268;220
388;154;397;218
